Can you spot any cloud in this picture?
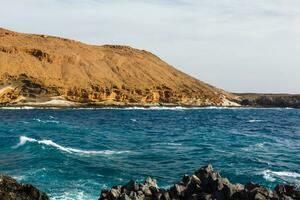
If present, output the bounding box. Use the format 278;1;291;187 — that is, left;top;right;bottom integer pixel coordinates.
0;0;299;93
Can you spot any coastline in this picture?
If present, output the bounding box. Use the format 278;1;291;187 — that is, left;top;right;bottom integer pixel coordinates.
1;165;299;200
99;165;300;200
0;105;298;109
1;93;299;109
0;103;298;109
1;106;299;199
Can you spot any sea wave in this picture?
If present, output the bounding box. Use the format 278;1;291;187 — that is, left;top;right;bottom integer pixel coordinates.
11;175;26;182
0;106;293;110
247;119;264;123
34;118;60;124
0;106;36;110
74;106;241;110
117;106;247;110
262;169;300;185
51;191;85;200
75;106;293;110
101;106;191;110
14;136;131;156
241;142;268;151
153;142;182;146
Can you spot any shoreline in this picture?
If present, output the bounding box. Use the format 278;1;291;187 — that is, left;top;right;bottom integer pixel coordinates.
1;95;300;109
0;105;298;109
1;165;299;200
0;102;299;110
0;105;300;110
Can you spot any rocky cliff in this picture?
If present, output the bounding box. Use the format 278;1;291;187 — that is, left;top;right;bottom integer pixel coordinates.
0;28;238;107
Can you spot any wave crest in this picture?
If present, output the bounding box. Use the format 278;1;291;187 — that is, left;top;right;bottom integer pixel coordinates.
263;169;300;185
34;118;60;124
14;136;131;156
247;119;264;123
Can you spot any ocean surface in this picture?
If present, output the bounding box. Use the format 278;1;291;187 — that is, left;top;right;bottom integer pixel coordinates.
0;107;299;200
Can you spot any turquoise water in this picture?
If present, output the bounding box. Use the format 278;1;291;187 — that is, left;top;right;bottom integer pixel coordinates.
0;107;299;199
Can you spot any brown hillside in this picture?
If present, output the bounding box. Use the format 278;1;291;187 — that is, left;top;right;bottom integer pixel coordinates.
0;28;238;106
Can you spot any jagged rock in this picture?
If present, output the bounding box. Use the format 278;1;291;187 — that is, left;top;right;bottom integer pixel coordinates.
124;180;140;192
99;165;300;200
109;187;121;199
238;94;300;108
119;193;131;200
275;185;300;200
144;177;158;188
191;175;201;185
160;190;170;200
169;183;186;197
141;185;152;197
0;174;49;200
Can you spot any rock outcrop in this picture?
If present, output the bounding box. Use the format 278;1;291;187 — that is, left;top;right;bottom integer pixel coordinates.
99;165;300;200
0;174;49;200
0;28;238;107
236;94;300;108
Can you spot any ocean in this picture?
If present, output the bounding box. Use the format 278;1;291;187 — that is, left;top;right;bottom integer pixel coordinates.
0;107;299;200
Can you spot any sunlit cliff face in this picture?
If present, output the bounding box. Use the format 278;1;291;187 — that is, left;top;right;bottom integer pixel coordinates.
1;0;300;93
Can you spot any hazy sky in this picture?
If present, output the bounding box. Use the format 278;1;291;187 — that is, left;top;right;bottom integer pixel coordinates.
1;0;300;93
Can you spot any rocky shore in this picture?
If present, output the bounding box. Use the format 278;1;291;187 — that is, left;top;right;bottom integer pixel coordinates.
236;94;300;108
99;165;300;200
0;174;48;200
1;165;299;200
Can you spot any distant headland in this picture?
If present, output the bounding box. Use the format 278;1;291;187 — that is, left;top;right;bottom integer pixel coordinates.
0;28;299;108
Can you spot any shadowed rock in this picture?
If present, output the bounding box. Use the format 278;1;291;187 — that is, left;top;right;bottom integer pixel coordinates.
99;165;300;200
0;175;49;200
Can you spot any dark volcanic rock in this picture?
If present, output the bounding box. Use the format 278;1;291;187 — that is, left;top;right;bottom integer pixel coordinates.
99;165;300;200
236;93;300;108
0;174;48;200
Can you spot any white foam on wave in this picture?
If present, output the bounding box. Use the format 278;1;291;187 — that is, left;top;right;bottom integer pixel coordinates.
0;106;36;110
152;142;183;147
1;106;293;110
14;136;131;156
247;119;264;123
111;106;190;110
75;106;236;110
34;118;60;124
262;169;300;185
165;142;182;146
11;175;26;182
51;191;86;200
241;142;268;152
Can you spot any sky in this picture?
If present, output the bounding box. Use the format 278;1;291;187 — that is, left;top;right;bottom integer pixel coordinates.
0;0;300;93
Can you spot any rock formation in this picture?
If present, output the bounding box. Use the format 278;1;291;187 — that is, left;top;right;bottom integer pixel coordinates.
0;28;238;107
0;166;299;200
99;165;300;200
237;94;300;108
0;174;49;200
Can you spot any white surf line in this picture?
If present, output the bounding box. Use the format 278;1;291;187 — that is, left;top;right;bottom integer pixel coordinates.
14;136;131;156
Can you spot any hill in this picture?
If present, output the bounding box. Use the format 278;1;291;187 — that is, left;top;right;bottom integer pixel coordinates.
0;28;239;107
